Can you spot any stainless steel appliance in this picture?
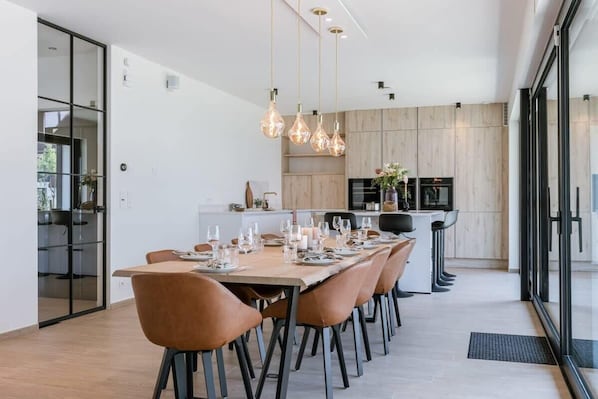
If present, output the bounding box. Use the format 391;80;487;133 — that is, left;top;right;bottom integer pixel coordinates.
419;177;454;211
348;178;381;211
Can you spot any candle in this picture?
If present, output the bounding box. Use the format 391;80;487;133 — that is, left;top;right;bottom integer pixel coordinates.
299;235;308;250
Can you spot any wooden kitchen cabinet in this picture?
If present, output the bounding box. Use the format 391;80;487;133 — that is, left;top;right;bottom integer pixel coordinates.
311;174;345;209
417;128;455;177
418;105;455;129
346;109;382;132
455;211;505;259
346;131;382;178
282;175;312;209
383;107;417;130
383;130;418;176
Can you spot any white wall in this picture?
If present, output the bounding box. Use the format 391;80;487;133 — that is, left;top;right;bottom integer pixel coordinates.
0;0;38;333
109;46;281;303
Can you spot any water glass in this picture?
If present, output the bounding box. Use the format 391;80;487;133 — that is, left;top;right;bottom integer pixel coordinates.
313;238;324;254
280;219;291;243
283;244;296;263
357;229;367;242
335;234;346;249
207;225;220;258
361;216;372;234
238;227;254;254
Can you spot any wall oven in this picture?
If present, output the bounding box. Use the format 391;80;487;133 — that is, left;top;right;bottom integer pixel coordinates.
419;177;454;211
348;178;380;211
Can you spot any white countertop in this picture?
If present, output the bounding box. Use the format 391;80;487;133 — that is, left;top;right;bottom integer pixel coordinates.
199;209;444;218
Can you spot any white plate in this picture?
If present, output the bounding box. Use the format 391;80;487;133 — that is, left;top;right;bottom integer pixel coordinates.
301;257;336;266
193;264;239;273
360;243;381;249
378;238;399;244
180;253;213;261
334;248;360;257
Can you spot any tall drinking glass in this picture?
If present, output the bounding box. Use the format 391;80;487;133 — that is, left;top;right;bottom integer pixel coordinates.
238;227;254;254
280;219;291;244
289;224;302;261
207;225;220;259
361;216;372;237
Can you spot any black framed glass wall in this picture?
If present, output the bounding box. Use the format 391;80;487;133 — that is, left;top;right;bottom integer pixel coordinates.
37;20;107;326
523;0;598;397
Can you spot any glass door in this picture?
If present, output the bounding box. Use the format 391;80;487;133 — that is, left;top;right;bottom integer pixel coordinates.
37;21;106;326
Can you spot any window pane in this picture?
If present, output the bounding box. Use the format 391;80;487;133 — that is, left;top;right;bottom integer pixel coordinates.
38;23;70;102
73;38;104;110
37;172;71;211
72;211;104;245
38;99;70;138
72;242;104;313
73;107;104;176
38;245;70;322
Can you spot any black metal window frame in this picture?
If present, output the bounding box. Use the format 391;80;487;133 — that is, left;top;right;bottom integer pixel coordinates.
521;0;594;397
37;18;108;327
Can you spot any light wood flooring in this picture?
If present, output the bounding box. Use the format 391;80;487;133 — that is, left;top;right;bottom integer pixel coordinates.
0;268;572;399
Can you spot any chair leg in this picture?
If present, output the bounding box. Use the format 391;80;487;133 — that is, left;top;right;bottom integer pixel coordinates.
185;352;195;399
215;348;228;398
350;308;364;377
233;337;255;399
392;286;402;327
311;328;320;356
379;295;390;355
386;293;397;336
171;352;187;399
358;305;372;361
256;319;284;399
332;324;350;388
153;348;175;399
255;324;266;364
365;297;378;323
201;351;217;399
321;327;333;399
295;326;311;371
240;334;255;379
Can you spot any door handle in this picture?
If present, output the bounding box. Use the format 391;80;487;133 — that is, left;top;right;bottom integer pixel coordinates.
548;188;560;252
572;187;583;253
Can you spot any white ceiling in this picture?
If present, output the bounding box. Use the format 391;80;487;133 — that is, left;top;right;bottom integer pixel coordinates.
14;0;528;114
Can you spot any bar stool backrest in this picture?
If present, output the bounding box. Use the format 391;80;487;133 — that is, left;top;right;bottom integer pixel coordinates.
379;214;414;234
442;210;459;229
324;212;358;230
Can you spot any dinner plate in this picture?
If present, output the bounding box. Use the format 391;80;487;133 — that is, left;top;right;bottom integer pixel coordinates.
360;243;381;249
180;253;213;261
193;264;239;273
301;257;336;266
334;248;360;257
378;238;400;244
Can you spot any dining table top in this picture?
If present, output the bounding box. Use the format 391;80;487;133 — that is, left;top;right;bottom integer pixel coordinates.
112;238;408;289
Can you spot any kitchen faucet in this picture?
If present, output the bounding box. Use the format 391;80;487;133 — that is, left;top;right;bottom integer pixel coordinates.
263;192;277;209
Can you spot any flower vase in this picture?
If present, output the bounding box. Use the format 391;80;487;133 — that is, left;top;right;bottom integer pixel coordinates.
383;187;399;212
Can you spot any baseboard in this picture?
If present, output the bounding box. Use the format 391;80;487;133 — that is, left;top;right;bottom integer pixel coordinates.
0;324;38;341
445;258;508;269
108;297;135;309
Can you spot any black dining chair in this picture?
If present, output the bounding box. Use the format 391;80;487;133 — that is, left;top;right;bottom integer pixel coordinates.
324;212;359;230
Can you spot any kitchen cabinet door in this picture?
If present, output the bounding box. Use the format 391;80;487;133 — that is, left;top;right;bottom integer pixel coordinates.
311;174;345;209
455;211;505;259
383;130;418;176
417;128;455;177
346;131;382;178
346;109;382;133
282;175;312;209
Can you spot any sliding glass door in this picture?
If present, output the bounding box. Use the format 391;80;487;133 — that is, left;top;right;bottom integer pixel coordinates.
37;21;106;326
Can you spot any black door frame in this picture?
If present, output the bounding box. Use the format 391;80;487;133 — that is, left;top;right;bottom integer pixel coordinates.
37;19;107;327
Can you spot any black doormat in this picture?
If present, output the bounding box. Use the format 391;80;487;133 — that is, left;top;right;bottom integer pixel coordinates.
573;339;598;369
467;332;556;365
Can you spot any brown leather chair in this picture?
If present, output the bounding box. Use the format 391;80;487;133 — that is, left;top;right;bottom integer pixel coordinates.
132;272;262;399
193;243;212;252
145;249;178;264
256;259;372;399
371;239;416;355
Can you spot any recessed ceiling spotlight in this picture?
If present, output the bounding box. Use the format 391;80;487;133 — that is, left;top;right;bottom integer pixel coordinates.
340;34;348;39
48;46;57;51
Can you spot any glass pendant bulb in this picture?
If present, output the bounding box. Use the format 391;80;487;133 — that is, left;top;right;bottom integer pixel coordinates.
328;120;345;156
288;104;311;145
310;114;330;152
260;89;285;138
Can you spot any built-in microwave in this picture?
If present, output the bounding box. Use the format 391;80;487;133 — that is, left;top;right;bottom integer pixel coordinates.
348;178;380;210
419;177;454;211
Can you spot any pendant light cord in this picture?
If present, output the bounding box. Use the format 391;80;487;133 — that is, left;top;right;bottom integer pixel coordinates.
335;31;339;125
270;0;274;90
318;14;322;113
297;0;301;105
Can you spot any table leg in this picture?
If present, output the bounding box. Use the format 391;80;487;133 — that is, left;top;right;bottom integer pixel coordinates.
275;286;299;399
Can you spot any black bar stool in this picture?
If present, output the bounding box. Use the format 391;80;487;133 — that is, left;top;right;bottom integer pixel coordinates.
378;213;415;299
431;210;459;292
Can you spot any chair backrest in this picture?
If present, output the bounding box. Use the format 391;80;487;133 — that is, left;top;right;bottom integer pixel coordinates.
375;239;416;295
145;249;178;264
355;247;391;307
194;243;212;252
261;233;283;240
294;258;372;327
379;214;414;234
132;272;261;351
443;210;459;229
324;212;358;230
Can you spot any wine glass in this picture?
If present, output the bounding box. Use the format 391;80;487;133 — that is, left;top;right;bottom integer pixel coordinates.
280;219;291;244
332;216;342;235
304;216;315;228
361;216;372;237
340;219;352;235
207;225;220;258
238;227;254;254
318;221;330;241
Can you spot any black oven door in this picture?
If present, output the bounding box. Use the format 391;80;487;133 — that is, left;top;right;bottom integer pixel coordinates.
348;178;380;210
419;177;453;211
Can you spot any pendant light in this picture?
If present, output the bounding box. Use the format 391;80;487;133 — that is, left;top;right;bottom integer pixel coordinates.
288;0;311;145
328;26;346;157
260;0;285;139
309;7;330;152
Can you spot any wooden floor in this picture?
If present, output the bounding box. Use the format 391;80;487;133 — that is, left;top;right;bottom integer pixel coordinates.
0;268;571;399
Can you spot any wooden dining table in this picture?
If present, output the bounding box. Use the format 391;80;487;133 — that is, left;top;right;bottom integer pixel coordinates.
112;238;406;399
